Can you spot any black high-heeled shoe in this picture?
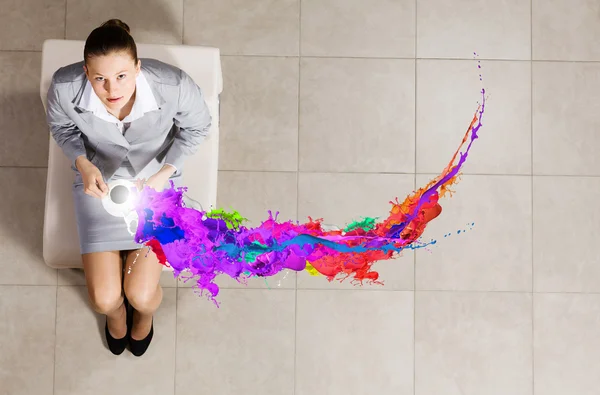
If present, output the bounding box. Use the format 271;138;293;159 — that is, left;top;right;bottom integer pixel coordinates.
129;314;154;357
105;298;129;355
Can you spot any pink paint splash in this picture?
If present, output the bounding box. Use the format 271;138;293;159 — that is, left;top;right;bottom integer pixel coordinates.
131;88;486;304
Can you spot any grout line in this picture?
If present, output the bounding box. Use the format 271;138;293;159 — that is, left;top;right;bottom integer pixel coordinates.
181;0;185;44
3;167;596;179
294;2;301;395
0;47;595;63
217;168;600;178
0;49;43;53
2;166;600;178
530;0;535;393
293;289;600;295
64;0;67;39
34;284;600;295
412;173;600;178
3;284;600;294
413;1;418;393
213;53;600;63
3;166;600;178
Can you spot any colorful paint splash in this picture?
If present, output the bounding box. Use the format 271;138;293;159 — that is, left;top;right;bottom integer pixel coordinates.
128;87;486;305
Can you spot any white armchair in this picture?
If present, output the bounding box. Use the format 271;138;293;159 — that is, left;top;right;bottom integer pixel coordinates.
39;39;223;270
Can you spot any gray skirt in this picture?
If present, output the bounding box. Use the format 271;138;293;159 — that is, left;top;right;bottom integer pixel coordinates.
72;161;183;255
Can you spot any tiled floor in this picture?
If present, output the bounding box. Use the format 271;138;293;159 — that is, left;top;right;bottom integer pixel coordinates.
0;0;599;394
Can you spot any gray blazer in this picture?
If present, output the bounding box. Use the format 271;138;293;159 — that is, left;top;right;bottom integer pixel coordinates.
46;58;212;184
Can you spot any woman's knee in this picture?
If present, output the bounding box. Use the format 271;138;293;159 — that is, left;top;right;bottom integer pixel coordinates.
88;287;123;315
82;251;123;315
124;283;161;314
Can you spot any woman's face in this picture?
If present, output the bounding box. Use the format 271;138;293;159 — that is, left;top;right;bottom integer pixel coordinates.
84;51;140;112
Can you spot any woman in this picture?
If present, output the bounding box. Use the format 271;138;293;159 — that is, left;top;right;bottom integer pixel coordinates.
46;19;212;356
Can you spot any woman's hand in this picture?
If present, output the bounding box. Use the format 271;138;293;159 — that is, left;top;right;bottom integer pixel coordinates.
76;156;108;199
136;174;166;192
135;165;176;192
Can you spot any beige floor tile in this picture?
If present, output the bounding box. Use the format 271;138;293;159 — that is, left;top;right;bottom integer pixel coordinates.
176;288;295;395
417;0;531;59
183;0;299;55
217;171;297;225
533;176;600;292
533;62;600;175
299;57;415;173
415;175;532;291
534;293;600;395
54;286;176;395
533;0;600;61
0;286;56;395
301;0;415;57
0;52;49;167
416;59;531;175
0;168;57;285
0;0;65;50
296;290;414;395
415;291;532;395
66;0;183;44
219;56;299;171
296;172;415;290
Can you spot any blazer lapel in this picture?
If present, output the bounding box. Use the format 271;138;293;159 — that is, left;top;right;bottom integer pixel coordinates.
125;79;167;144
123;110;162;144
74;108;131;148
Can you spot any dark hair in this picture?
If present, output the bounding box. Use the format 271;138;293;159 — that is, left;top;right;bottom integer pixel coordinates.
84;19;138;64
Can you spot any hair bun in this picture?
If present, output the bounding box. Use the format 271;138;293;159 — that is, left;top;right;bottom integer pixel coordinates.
101;19;131;34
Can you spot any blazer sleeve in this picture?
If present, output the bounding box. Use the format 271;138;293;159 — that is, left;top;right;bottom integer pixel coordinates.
165;70;212;170
46;76;87;168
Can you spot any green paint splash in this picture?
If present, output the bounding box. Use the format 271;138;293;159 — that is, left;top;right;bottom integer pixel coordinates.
343;217;378;233
206;208;247;230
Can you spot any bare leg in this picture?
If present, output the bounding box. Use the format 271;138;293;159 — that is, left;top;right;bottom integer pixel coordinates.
123;247;164;340
82;251;126;338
